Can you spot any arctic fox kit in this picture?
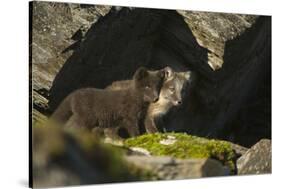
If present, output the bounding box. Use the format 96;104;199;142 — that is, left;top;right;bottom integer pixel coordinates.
145;69;191;133
51;67;166;137
106;67;192;133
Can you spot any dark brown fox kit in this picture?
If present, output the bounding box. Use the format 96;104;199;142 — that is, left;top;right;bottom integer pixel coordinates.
51;67;165;137
107;68;192;133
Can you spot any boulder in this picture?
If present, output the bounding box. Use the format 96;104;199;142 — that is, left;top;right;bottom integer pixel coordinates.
32;126;148;188
125;156;229;180
237;139;271;175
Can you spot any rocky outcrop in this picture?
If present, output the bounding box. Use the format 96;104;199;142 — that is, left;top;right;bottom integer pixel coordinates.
30;2;111;123
31;2;111;90
34;128;270;187
237;139;271;175
45;6;270;147
32;126;237;187
177;10;257;70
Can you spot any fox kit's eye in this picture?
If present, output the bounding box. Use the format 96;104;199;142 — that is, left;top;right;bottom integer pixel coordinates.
169;87;175;92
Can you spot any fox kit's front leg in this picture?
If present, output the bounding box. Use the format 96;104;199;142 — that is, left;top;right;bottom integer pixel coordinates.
124;118;141;137
144;115;158;133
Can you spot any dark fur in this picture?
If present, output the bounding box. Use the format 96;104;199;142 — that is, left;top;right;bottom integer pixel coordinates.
51;67;165;138
106;68;192;133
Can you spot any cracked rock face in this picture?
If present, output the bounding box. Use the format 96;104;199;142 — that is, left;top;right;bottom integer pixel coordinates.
31;2;111;123
237;139;272;175
31;1;111;90
177;10;257;70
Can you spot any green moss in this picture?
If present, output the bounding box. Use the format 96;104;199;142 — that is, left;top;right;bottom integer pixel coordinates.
124;133;236;172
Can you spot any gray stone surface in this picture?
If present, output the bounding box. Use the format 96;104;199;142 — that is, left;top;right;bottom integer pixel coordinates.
177;10;257;70
31;2;111;123
31;1;111;89
237;139;271;175
125;155;230;180
230;143;248;157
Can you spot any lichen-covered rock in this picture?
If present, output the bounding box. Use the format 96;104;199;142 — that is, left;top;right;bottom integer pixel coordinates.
237;139;271;175
125;155;229;180
32;126;152;188
31;2;111;123
124;133;236;172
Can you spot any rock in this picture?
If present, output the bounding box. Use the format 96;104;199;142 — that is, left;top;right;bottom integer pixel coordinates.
124;133;236;172
177;10;257;70
32;126;149;188
31;1;111;90
32;109;48;126
30;2;111;123
125;155;229;179
103;137;124;146
229;143;248;157
237;139;271;175
129;147;151;156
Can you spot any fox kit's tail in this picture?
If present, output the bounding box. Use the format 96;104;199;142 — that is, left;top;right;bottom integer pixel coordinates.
50;95;73;125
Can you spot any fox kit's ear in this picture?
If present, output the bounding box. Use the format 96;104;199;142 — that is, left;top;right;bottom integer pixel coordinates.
164;66;174;79
134;67;148;81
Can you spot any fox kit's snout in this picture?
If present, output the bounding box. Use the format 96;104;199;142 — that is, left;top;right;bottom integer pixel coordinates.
173;99;182;106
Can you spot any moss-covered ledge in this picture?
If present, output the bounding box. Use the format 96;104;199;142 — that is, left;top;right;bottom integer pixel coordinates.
124;133;236;172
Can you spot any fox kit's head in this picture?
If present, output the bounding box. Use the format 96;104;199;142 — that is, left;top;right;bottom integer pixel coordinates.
133;67;165;103
160;68;192;106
